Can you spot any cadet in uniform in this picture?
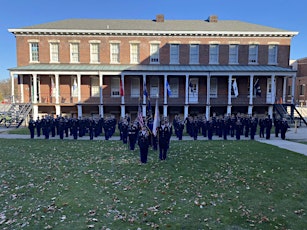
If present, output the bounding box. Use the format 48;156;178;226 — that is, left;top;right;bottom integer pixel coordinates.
138;125;150;163
157;120;172;160
28;117;36;139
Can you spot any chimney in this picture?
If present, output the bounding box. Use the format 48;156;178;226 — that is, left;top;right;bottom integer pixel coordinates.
156;14;165;23
208;15;218;23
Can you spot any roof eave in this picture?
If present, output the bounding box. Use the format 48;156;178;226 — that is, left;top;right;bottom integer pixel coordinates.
8;28;299;37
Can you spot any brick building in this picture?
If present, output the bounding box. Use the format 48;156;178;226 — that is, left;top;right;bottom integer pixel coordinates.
8;15;298;120
290;58;307;106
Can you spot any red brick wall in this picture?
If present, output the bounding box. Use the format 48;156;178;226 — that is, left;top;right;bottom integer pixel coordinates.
15;35;292;67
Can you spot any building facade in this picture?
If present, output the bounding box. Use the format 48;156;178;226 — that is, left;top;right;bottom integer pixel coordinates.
290;58;307;106
8;15;298;120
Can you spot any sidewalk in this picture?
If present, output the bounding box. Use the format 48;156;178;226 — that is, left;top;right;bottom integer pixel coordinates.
0;126;306;156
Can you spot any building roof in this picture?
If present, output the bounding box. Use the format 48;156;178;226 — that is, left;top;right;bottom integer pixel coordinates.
9;17;298;37
8;64;296;75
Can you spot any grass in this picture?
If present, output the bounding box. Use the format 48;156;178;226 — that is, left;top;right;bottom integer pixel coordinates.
0;139;306;230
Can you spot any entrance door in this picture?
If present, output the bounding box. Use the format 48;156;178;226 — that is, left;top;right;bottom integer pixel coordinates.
189;78;198;103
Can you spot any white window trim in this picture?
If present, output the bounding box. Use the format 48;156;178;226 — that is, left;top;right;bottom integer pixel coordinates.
29;42;39;63
268;44;278;65
209;44;219;64
91;76;100;97
90;43;100;64
248;44;258;64
229;44;239;65
210;77;218;98
49;42;59;63
111;77;120;97
130;43;140;64
189;44;199;64
70;43;80;63
170;44;179;64
150;43;160;64
110;43;120;64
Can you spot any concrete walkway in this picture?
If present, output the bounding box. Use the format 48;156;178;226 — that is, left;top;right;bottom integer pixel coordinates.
0;126;306;156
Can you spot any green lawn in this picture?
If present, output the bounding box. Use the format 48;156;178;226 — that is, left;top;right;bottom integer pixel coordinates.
0;139;306;229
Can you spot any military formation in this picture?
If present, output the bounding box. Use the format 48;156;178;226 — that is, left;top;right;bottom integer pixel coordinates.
28;112;290;164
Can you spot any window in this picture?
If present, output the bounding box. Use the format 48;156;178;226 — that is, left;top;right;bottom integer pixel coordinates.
170;44;179;64
169;78;179;98
111;78;120;97
299;85;305;95
90;43;100;63
287;85;291;95
189;44;199;64
71;76;78;97
248;44;258;64
110;43;120;63
268;45;278;65
30;42;39;62
229;44;238;64
130;43;139;64
131;78;140;98
210;78;218;98
91;77;99;97
150;78;159;97
209;44;219;64
50;43;59;63
150;44;160;64
70;43;79;63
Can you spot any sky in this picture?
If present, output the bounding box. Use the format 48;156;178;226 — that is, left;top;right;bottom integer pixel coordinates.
0;0;306;81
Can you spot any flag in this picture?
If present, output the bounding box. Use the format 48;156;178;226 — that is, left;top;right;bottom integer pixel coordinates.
166;80;172;96
232;79;239;97
120;79;124;96
73;77;77;91
143;82;148;97
254;79;261;97
137;100;144;127
152;99;160;136
147;97;152;116
51;77;55;95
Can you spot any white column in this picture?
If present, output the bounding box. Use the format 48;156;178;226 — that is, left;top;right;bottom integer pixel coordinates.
184;105;189;119
77;74;81;102
77;105;82;118
55;105;61;116
10;73;15;103
55;74;59;104
121;74;125;105
282;77;287;103
33;74;37;103
99;73;104;117
143;74;146;104
291;74;296;104
271;75;276;104
32;105;38;120
248;75;254;115
142;105;146;117
20;75;24;103
121;105;125;118
185;75;189;104
227;75;232;115
249;75;254;104
164;74;167;104
206;73;211;119
163;105;168;117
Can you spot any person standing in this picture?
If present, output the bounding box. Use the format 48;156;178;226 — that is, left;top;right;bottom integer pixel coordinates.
280;118;289;140
138;126;150;164
265;115;273;140
157;120;172;160
28;117;36;139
